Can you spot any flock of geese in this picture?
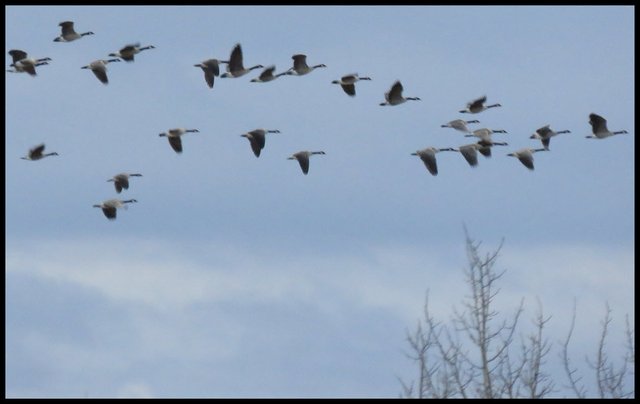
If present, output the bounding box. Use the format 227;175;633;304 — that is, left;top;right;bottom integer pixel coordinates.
10;20;630;220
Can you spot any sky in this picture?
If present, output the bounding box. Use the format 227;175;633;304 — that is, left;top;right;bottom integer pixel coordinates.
5;5;634;398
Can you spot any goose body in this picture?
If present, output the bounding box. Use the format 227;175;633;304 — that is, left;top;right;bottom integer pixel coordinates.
194;59;228;88
108;173;143;193
380;81;420;106
465;128;508;142
159;128;199;153
459;96;501;114
475;139;508;158
54;21;94;42
220;44;263;78
288;151;325;175
21;144;58;161
441;119;480;133
286;54;326;76
411;147;456;176
507;148;547;170
530;125;571;150
7;50;51;76
332;73;371;96
586;113;628;139
81;59;120;84
251;65;286;82
93;199;137;220
109;43;155;62
241;129;280;157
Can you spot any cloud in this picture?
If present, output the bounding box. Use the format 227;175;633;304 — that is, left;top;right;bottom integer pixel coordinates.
6;236;633;321
117;382;154;398
6;236;634;397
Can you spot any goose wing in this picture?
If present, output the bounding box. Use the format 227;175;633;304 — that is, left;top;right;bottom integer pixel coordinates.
259;65;276;80
468;95;487;110
9;49;28;64
589;113;608;134
518;154;535;170
168;136;183;153
30;143;46;158
59;21;76;35
92;67;109;84
341;83;356;96
388;81;403;102
459;145;479;167
296;154;310;174
292;54;308;71
419;151;438;176
228;44;244;72
102;206;117;219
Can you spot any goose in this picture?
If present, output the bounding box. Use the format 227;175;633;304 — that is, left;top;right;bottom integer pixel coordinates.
459;96;501;114
530;125;571;150
54;21;94;42
93;199;137;220
441;119;480;133
21;144;58;161
465;128;508;142
159;128;199;153
7;50;51;76
194;59;228;88
250;65;287;82
379;80;420;106
586;113;628;139
109;43;155;62
507;148;547;170
81;59;121;84
240;129;280;157
411;147;456;176
331;73;371;96
108;173;143;193
220;44;263;78
288;151;325;175
285;54;326;76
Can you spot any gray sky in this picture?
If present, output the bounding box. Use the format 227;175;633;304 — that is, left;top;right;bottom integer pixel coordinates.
6;5;634;398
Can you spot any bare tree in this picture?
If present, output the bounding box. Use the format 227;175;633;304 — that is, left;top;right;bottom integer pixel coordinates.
400;229;634;398
562;302;635;398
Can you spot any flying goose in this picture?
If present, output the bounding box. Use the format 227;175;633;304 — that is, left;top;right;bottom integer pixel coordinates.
379;81;420;106
21;144;58;161
109;43;155;62
220;44;263;78
159;128;199;153
54;21;94;42
586;113;628;139
250;65;287;82
241;129;280;157
332;74;372;96
459;96;501;114
93;199;137;220
530;125;571;150
194;59;228;88
441;119;480;133
285;54;327;76
108;173;143;193
7;50;51;76
81;59;121;84
288;151;325;175
411;147;456;176
507;148;547;170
